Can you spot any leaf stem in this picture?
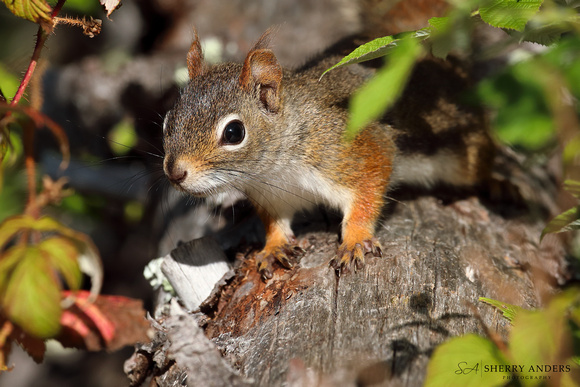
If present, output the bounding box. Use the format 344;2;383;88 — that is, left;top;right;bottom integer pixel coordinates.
10;29;46;106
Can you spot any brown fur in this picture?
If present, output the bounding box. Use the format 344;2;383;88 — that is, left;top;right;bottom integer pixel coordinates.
163;28;494;278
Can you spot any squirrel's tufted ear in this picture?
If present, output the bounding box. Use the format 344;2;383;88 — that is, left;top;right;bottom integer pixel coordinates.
187;28;204;79
239;30;283;113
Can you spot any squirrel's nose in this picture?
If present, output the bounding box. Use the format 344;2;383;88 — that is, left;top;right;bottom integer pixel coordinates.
166;164;187;185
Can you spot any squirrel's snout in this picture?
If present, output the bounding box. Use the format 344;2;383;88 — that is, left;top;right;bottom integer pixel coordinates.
165;161;187;185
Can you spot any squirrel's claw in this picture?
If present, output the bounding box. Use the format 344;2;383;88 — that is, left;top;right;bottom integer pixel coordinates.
330;238;382;275
255;243;305;281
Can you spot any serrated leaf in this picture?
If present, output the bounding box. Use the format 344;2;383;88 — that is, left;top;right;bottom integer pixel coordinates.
0;315;47;364
58;291;150;351
511;5;579;45
347;38;423;137
0;215;67;250
428;16;452;31
479;297;523;323
0;215;102;298
479;0;544;31
541;205;580;240
2;247;62;338
39;237;82;291
1;0;52;24
424;334;509;387
321;30;428;78
321;36;397;78
508;290;579;384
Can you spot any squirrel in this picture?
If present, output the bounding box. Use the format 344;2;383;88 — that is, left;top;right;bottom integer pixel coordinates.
162;28;494;279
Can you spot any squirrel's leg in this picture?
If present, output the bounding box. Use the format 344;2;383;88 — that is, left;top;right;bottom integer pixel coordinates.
330;128;393;273
254;206;305;280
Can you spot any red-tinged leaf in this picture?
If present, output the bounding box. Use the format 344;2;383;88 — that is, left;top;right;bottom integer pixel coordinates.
99;0;122;18
39;237;82;291
2;247;62;338
0;315;46;365
74;295;115;344
59;309;103;351
1;0;52;24
58;291;150;352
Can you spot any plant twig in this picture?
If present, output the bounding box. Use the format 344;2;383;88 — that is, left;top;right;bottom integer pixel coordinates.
11;0;67;219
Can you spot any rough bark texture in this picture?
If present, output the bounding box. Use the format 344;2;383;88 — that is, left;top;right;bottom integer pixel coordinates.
132;149;568;387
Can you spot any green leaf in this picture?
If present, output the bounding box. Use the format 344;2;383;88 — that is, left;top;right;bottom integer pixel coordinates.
2;247;62;338
0;215;103;298
108;117;137;156
39;237;82;291
0;63;20;101
479;0;544;31
321;36;397;78
541;205;580;240
428;14;473;59
0;244;27;290
564;136;580;169
1;0;52;24
424;334;509;387
346;37;423;138
564;180;580;199
508;290;579;384
321;30;427;78
475;61;555;150
508;5;580;45
479;297;523;323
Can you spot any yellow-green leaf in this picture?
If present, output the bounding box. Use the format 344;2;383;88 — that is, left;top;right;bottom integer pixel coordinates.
424;334;509;387
0;215;64;250
479;297;523;323
564;180;580;200
0;244;26;290
108;117;137;156
1;0;52;24
541;206;580;241
39;237;82;291
347;37;423;138
2;247;62;338
0;215;103;298
508;290;579;384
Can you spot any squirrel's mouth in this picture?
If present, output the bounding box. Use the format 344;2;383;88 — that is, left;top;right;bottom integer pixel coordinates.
169;181;209;198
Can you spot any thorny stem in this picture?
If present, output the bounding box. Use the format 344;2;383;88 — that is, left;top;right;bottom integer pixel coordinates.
11;0;67;220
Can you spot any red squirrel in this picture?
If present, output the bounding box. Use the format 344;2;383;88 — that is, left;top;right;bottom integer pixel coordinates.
162;29;494;279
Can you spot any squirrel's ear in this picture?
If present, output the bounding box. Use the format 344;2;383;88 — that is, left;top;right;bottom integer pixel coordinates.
239;29;282;113
187;28;204;79
239;48;283;113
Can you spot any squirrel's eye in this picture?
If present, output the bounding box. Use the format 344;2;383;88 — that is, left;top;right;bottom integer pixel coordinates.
221;120;245;145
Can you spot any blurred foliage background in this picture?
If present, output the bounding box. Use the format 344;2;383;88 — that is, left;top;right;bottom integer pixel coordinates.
0;0;579;386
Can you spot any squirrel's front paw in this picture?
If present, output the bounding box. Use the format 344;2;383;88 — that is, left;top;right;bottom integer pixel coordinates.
330;238;382;275
255;244;305;281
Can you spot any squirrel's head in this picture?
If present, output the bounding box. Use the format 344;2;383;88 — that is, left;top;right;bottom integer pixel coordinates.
163;29;283;197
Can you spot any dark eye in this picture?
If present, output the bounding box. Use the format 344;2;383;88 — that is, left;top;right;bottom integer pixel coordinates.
221;120;245;145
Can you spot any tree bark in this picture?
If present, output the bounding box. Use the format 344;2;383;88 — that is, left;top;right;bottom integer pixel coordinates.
132;149;568;387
